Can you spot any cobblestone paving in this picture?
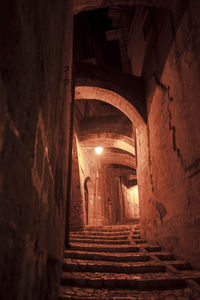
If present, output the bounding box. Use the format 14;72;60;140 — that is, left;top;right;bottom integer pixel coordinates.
59;225;200;299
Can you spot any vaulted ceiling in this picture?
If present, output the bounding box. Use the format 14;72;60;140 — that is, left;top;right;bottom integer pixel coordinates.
73;0;183;186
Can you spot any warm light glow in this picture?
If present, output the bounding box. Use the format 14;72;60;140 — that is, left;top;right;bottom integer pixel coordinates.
95;147;103;155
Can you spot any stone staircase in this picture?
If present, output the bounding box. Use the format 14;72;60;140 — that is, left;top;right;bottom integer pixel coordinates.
59;225;200;299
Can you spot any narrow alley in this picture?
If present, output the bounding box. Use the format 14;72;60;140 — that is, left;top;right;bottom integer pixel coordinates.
1;1;200;299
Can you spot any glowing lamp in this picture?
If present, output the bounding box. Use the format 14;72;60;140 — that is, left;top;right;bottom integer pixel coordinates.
95;147;103;155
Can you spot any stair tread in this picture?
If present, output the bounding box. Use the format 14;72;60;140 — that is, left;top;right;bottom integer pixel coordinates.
85;226;132;231
70;232;130;237
65;250;148;257
59;286;200;300
69;239;130;244
61;270;200;281
63;257;189;267
64;249;174;256
70;243;138;248
64;250;150;262
63;258;165;272
70;235;129;240
69;244;140;253
69;242;161;250
82;229;131;234
60;226;199;297
63;258;193;274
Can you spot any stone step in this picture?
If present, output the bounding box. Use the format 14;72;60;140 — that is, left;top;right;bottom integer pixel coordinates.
132;235;141;239
70;231;130;236
141;251;176;261
70;234;129;240
145;246;162;252
69;243;163;253
69;243;140;253
134;240;147;244
63;258;193;273
69;239;130;245
84;226;131;232
60;270;200;289
133;243;162;248
59;286;200;300
64;250;150;262
63;258;166;274
135;226;140;230
59;226;200;300
170;261;193;271
70;231;130;238
155;253;175;261
60;225;200;299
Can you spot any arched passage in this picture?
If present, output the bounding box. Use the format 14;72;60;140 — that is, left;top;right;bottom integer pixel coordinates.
74;59;148;229
75;86;145;130
75;62;147;127
79;133;135;155
74;81;148;229
102;152;136;170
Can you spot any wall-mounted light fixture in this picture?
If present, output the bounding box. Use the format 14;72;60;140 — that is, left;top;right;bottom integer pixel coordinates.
95;147;103;155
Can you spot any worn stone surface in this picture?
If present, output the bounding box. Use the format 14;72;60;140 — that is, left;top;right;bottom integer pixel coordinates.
75;136;106;227
138;0;200;269
60;225;200;299
75;85;146;131
60;286;200;300
0;1;73;299
71;133;136;227
70;135;85;230
76;62;147;122
80;114;133;138
1;0;200;298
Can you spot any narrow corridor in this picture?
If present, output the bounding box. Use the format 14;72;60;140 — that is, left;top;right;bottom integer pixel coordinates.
1;1;200;299
60;224;200;299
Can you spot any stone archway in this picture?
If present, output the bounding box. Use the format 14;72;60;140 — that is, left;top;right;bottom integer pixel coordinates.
75;82;148;230
79;133;135;155
75;62;147;127
75;86;145;130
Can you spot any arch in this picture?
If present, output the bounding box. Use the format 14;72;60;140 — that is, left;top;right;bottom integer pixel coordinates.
75;86;145;130
79;133;135;155
101;152;136;169
75;63;147;129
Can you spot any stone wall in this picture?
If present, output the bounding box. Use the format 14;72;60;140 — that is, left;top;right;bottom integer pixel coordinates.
138;1;200;268
71;137;130;227
122;184;139;219
70;135;85;231
75;137;106;227
0;1;73;299
104;167;121;225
